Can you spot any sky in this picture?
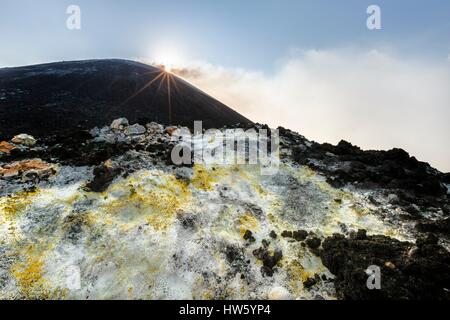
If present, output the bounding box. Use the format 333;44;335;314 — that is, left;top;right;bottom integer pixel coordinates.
0;0;449;171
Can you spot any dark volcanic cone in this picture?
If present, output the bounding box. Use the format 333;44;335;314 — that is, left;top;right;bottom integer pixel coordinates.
0;59;251;138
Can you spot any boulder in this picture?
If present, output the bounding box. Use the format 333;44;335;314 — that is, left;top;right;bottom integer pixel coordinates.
11;133;36;146
146;122;164;134
165;126;179;136
110;118;129;130
320;232;450;300
0;141;16;154
86;159;123;192
268;286;291;300
124;124;146;136
0;159;56;180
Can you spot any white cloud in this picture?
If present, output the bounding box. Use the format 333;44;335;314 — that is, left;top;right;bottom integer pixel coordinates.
173;49;450;172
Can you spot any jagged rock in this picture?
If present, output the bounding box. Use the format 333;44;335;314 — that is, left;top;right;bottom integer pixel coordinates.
416;217;450;235
124;123;146;136
110;118;129;130
268;286;291;300
86;159;123;192
1;168;19;179
146;122;164;134
11;133;36;146
281;231;293;238
306;237;322;249
0;158;56;180
320;232;450;300
387;193;400;204
303;274;321;289
174;167;193;182
253;246;283;277
443;173;450;184
243;230;256;243
284;128;448;200
293;230;308;241
0;141;15;154
165;126;178;136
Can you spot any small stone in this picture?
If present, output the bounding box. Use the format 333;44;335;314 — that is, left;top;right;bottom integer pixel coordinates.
146;122;164;134
86;159;122;192
0;158;56;180
11;133;36;146
384;261;396;270
305;237;321;249
339;223;349;234
165;126;178;136
110;118;129;130
253;247;283;277
303;275;320;289
243;230;256;243
293;230;308;241
268;286;291;300
387;193;399;204
0;141;16;154
2;169;19;179
174;167;194;182
124;124;146;136
350;229;367;240
281;230;293;238
406;204;421;215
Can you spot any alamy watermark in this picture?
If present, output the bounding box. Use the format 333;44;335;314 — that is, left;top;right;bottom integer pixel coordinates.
170;121;280;175
367;5;381;30
64;5;381;33
64;264;81;290
66;5;81;30
366;265;381;290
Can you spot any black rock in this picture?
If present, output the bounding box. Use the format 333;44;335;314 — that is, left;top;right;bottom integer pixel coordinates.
303;274;321;289
293;230;308;241
85;160;122;192
320;233;450;300
253;246;283;277
281;231;293;238
306;237;322;249
243;230;256;243
416;218;450;235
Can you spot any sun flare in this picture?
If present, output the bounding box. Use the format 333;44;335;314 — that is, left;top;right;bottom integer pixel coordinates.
151;45;185;72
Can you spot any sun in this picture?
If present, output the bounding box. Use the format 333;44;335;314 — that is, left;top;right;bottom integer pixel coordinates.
151;45;184;72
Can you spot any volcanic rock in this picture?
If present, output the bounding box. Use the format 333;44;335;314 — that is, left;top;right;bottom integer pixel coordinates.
110;117;129;130
320;232;450;300
0;158;56;181
124;123;146;136
0;141;15;154
11;134;36;146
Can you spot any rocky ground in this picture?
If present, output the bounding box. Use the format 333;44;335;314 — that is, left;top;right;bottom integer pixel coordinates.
0;119;449;300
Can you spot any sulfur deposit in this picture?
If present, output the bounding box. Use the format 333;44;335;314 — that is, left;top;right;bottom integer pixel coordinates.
0;119;449;300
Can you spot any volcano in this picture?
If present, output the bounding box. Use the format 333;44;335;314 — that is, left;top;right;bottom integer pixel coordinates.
0;59;251;138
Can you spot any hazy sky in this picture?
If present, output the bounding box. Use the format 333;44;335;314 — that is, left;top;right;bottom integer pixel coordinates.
0;0;449;171
1;0;449;69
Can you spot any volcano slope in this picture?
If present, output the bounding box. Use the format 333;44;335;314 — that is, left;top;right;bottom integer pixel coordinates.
0;118;449;300
0;59;251;139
